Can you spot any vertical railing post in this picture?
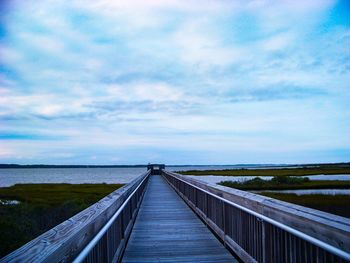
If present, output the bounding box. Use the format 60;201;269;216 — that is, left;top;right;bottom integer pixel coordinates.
120;211;125;240
222;201;226;246
195;188;197;207
161;171;350;263
206;193;209;218
261;219;266;263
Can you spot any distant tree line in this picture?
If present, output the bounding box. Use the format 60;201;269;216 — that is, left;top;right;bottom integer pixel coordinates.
0;164;147;169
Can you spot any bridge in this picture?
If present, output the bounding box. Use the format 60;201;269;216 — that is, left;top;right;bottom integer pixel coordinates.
1;165;350;262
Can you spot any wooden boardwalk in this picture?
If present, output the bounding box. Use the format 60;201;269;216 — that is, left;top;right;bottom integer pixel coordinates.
122;175;236;262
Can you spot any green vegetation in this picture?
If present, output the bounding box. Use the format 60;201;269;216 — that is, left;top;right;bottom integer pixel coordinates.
218;176;350;218
218;176;350;190
258;192;350;218
0;183;123;257
178;166;350;177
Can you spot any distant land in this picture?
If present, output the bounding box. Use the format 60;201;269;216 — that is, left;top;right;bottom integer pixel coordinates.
0;164;147;169
0;162;349;169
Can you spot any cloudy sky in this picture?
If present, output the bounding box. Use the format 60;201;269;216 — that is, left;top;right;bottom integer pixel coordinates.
0;0;349;165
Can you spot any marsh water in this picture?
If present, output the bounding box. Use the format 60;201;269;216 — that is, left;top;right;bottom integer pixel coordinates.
0;165;256;187
253;189;350;195
188;174;350;201
188;174;350;184
0;167;146;187
1;166;350;188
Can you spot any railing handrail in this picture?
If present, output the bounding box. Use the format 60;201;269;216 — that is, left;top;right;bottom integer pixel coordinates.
164;170;350;234
1;170;151;263
163;170;350;261
73;173;149;262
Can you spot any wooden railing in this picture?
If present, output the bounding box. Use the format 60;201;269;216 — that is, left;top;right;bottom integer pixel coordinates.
3;169;349;263
163;170;350;263
1;170;150;263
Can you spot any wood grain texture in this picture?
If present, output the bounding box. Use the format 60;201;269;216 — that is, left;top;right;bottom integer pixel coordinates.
122;175;236;263
0;171;150;263
164;171;350;253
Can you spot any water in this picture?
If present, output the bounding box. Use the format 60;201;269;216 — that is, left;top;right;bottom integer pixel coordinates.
0;199;20;205
305;174;350;180
187;174;350;197
0;167;147;187
1;166;350;187
0;165;251;187
187;175;272;184
253;189;350;195
187;174;350;185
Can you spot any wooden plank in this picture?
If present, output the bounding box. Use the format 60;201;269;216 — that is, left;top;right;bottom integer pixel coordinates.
164;171;350;253
122;175;236;262
0;171;150;263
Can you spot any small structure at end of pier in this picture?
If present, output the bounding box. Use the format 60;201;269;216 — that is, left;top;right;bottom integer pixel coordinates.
147;163;165;175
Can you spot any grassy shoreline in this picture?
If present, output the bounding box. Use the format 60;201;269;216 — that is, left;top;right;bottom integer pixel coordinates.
0;183;123;257
259;192;350;218
219;178;350;191
218;176;350;218
178;167;350;177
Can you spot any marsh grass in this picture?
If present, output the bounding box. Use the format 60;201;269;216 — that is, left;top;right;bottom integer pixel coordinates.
258;192;350;218
0;183;123;257
218;176;350;190
178;167;350;176
218;176;350;218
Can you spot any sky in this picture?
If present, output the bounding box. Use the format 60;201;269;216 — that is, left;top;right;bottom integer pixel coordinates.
0;0;349;165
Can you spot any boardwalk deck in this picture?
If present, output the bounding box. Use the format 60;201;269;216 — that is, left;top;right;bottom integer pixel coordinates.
122;175;236;262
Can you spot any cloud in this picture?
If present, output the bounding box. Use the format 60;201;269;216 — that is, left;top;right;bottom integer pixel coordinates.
0;0;349;164
106;82;183;102
261;32;295;51
0;81;201;122
225;84;328;103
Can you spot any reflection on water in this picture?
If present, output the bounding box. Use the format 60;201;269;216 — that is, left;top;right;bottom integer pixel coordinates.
0;199;20;205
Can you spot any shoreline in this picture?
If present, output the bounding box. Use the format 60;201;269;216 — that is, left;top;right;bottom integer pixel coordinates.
178;166;350;177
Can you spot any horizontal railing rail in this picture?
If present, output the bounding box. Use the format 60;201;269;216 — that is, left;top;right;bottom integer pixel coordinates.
73;172;149;263
163;170;350;263
1;170;151;263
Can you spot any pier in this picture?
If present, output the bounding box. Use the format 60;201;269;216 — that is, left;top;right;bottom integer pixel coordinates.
1;165;350;262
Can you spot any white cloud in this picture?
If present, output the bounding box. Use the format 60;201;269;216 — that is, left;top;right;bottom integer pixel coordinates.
1;0;349;163
0;87;11;94
34;104;64;117
261;32;295;51
0;45;23;63
106;82;184;102
18;33;65;54
0;91;89;119
79;0;236;14
0;149;16;158
173;19;248;69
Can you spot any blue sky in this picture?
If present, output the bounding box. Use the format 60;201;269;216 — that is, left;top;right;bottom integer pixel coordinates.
0;0;349;164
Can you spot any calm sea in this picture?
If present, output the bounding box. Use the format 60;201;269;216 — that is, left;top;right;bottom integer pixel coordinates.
0;165;252;187
3;165;348;187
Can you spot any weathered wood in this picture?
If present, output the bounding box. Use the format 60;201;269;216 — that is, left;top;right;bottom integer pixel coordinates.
0;171;150;263
122;175;236;262
4;168;348;263
169;181;257;263
164;171;350;254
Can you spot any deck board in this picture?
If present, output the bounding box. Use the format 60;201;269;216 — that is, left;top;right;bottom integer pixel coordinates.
122;175;236;262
